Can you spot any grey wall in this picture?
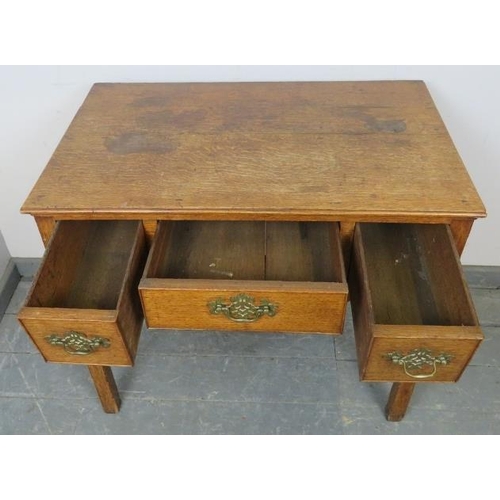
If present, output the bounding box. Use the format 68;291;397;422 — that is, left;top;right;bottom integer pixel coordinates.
0;231;10;280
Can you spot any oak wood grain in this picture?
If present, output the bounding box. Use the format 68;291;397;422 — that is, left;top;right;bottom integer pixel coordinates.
21;82;485;222
156;221;265;280
63;221;139;310
27;221;138;310
265;222;341;282
88;366;121;413
385;383;415;422
339;221;356;275
142;219;158;247
140;279;348;334
35;216;56;246
368;331;482;382
115;223;147;363
26;221;91;309
18;309;133;365
450;219;474;256
348;225;377;369
149;221;344;283
362;224;476;326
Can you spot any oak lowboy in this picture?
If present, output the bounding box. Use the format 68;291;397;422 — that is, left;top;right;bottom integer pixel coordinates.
17;81;486;420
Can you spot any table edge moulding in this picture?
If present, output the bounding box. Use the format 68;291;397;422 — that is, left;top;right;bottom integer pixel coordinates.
17;80;486;421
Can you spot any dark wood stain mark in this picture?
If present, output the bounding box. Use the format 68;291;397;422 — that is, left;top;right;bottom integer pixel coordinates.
364;117;407;133
130;95;172;108
105;132;176;155
345;107;407;133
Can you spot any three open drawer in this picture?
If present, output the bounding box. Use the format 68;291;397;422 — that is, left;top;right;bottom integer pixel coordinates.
18;220;146;366
17;217;483;379
349;223;483;382
139;221;348;334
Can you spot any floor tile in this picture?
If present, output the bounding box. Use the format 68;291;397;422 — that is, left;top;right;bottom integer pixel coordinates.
469;327;500;366
410;365;500;412
115;353;339;404
0;352;97;400
337;360;500;417
36;398;99;434
12;258;41;279
470;288;500;326
0;397;51;434
74;400;343;435
139;327;335;358
340;407;500;435
5;281;31;314
0;350;339;405
464;266;500;289
0;397;95;435
336;360;391;414
0;353;39;398
0;314;38;354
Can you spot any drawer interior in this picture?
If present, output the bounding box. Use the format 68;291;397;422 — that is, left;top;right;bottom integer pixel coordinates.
146;221;344;283
360;223;476;326
27;220;140;310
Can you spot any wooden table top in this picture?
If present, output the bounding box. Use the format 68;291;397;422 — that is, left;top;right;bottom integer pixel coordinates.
22;81;486;222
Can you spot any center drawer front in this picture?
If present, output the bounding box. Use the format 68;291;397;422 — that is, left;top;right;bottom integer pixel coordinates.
18;220;146;366
139;221;348;334
349;223;483;382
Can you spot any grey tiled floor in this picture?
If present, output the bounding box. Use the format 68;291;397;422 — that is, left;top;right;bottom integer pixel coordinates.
1;266;499;434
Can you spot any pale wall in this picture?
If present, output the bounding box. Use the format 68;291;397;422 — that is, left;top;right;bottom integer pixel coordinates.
0;65;498;264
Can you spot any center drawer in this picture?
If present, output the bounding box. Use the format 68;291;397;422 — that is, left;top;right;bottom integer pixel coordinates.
349;223;483;382
139;221;348;334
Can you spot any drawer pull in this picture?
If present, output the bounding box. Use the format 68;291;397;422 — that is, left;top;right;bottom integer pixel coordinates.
45;331;111;356
208;293;278;323
386;348;452;379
